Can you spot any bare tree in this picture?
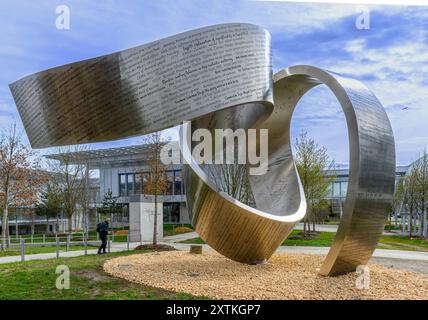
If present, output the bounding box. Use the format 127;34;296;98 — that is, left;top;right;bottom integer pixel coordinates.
204;163;255;206
47;145;88;233
142;132;170;245
0;124;48;248
294;132;336;235
402;167;419;236
413;151;428;238
391;176;405;228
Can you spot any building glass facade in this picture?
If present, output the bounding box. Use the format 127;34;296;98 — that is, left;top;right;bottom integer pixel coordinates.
119;170;184;197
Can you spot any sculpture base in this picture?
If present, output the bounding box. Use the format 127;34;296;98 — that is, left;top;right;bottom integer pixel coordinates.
104;251;428;300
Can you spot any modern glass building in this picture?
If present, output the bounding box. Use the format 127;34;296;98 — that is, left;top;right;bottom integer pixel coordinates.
46;144;189;228
43;144;411;236
324;166;408;216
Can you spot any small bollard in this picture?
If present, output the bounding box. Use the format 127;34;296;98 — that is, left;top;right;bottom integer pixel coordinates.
21;238;25;262
43;234;45;243
126;234;130;251
66;235;70;252
190;245;203;254
56;236;60;258
107;235;111;253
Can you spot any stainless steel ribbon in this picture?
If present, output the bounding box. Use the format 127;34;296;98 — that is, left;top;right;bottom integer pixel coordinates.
9;23;395;275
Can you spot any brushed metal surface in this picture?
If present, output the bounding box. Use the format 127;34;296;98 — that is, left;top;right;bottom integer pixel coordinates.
9;23;395;275
9;23;273;148
273;66;396;275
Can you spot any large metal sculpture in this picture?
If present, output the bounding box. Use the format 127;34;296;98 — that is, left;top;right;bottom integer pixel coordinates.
9;23;395;275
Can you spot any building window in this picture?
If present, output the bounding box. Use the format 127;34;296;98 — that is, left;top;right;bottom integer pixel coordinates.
134;173;142;194
340;182;348;197
327;183;333;198
333;182;341;198
163;202;180;223
174;170;183;195
119;174;126;196
166;171;174;195
119;169;183;196
126;173;134;196
141;172;150;193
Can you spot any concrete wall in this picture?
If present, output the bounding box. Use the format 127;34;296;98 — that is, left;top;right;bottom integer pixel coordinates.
129;201;163;242
180;203;190;224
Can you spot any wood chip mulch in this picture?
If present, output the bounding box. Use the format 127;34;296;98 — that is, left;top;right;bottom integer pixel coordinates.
103;251;428;300
134;244;177;251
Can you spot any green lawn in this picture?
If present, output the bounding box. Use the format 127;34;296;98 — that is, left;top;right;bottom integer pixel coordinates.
378;235;428;252
180;230;428;252
0;250;205;300
283;230;335;246
0;245;98;257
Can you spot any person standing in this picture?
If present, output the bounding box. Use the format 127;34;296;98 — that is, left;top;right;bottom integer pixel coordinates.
96;218;110;254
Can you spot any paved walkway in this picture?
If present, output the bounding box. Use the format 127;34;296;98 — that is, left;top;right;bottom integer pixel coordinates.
294;223;404;236
0;242;141;264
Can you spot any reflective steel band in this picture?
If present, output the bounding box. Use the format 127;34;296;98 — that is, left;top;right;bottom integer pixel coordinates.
9;24;395;275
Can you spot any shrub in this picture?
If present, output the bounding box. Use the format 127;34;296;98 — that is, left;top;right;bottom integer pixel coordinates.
174;226;193;234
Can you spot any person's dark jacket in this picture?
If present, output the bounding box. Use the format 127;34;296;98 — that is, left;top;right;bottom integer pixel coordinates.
96;221;109;236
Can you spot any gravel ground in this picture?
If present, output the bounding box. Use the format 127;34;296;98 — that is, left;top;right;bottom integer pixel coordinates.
104;251;428;300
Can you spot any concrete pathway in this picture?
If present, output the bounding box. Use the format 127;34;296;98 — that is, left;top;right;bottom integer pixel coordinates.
0;242;141;264
162;232;199;243
294;223;403;236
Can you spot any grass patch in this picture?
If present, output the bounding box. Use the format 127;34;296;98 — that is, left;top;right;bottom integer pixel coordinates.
283;230;335;246
180;230;428;252
378;235;428;252
179;237;205;244
0;250;205;300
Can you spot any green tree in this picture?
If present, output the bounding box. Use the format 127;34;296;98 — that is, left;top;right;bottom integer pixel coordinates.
98;190;118;221
294;132;336;235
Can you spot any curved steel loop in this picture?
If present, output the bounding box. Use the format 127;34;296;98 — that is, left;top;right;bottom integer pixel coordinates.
273;66;395;275
8;24;395;275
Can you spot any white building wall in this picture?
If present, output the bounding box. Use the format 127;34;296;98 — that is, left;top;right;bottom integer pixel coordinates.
129;201;163;241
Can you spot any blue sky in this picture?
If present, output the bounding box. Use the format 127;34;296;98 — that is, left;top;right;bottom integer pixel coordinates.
0;0;427;167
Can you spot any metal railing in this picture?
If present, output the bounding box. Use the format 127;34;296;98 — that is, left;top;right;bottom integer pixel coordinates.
0;232;131;262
